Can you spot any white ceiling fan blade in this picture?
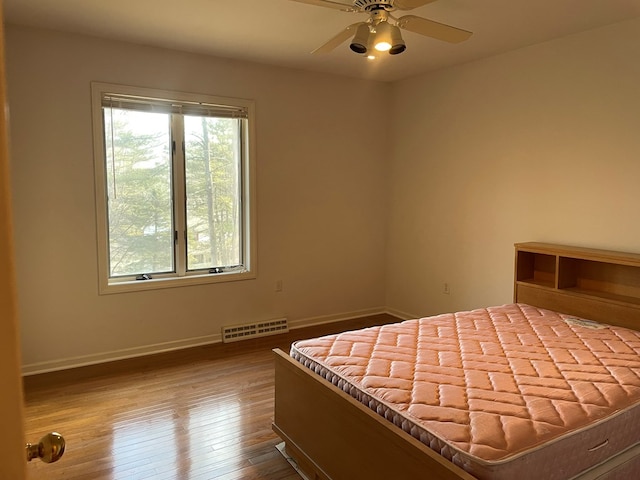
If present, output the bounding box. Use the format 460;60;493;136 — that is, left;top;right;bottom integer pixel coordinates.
393;0;439;11
312;22;365;54
288;0;357;12
397;15;472;43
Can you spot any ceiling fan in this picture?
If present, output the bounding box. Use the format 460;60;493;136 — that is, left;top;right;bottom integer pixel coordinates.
290;0;472;57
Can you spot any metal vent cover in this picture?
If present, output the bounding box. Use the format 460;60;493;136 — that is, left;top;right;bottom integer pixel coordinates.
354;0;394;11
222;318;289;343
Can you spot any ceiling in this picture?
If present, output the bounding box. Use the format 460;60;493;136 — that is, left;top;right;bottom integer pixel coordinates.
4;0;640;83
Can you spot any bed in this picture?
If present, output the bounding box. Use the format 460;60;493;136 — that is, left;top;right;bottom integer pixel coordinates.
272;243;640;480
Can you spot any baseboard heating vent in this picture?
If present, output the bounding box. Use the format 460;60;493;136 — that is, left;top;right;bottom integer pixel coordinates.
222;318;289;343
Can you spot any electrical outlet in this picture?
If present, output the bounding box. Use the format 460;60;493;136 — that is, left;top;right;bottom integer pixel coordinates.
443;282;450;295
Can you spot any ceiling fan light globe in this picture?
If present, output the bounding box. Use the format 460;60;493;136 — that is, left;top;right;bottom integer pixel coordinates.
372;21;397;53
350;23;371;54
388;24;405;54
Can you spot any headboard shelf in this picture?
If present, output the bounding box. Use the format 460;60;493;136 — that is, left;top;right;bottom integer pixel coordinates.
514;243;640;330
561;287;640;307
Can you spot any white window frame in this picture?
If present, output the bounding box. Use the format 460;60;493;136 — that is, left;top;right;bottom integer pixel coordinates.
91;82;257;294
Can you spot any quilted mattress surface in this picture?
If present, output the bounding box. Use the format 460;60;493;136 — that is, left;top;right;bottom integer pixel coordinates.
290;304;640;480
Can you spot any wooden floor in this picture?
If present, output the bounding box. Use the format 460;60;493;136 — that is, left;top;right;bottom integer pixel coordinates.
23;314;397;480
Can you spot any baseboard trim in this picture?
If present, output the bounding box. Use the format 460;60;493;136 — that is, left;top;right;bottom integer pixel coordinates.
384;307;420;321
21;332;223;376
21;307;397;376
287;307;388;330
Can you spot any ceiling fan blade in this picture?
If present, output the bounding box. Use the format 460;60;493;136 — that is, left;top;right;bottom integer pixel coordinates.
312;22;365;54
397;15;472;43
393;0;439;10
288;0;357;12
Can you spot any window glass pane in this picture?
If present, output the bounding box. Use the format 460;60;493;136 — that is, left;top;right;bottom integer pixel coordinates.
104;108;173;276
184;115;241;271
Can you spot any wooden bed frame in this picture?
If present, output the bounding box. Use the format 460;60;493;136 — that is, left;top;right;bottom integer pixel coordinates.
272;243;640;480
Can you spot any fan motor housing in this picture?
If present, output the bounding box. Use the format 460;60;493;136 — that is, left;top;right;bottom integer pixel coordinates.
354;0;395;11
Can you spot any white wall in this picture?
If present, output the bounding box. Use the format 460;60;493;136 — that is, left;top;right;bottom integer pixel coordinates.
5;26;390;372
387;17;640;319
8;17;640;372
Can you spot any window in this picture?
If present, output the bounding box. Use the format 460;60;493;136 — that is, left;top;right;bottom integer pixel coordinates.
91;83;256;293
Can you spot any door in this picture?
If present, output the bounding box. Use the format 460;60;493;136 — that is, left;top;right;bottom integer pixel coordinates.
0;2;29;478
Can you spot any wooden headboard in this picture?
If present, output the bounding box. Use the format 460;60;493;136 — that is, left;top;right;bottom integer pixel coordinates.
514;242;640;331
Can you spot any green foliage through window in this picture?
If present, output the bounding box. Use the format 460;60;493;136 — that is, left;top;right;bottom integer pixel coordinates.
184;116;241;271
105;109;173;276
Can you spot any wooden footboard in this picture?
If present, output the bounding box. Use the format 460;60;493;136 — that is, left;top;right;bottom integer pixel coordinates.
272;348;476;480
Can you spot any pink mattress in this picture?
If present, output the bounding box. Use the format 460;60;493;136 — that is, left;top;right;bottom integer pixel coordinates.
290;304;640;480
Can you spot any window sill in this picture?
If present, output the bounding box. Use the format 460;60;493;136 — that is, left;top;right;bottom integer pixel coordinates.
99;270;256;295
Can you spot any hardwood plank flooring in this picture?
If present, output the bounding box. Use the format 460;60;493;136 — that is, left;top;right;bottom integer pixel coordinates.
23;314;397;480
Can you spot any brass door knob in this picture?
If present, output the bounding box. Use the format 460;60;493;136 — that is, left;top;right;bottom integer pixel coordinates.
26;432;66;463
